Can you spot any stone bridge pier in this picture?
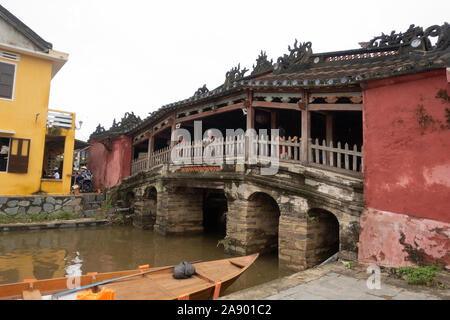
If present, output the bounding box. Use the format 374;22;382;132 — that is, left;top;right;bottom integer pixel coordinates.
110;163;363;272
223;182;360;271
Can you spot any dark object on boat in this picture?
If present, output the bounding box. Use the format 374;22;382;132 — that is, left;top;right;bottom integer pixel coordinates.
173;261;196;279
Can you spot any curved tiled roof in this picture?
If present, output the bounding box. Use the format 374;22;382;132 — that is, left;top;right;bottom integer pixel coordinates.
90;23;450;141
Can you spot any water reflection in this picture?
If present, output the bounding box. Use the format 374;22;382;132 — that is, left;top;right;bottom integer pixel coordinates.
0;226;293;295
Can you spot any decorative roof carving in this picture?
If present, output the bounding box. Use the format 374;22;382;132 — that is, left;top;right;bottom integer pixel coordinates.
251;51;274;76
109;112;141;133
89;124;105;140
194;84;209;97
274;40;313;74
361;23;450;52
89;112;142;141
224;63;248;87
93;124;105;134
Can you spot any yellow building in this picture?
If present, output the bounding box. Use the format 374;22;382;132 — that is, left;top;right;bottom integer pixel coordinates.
0;4;75;195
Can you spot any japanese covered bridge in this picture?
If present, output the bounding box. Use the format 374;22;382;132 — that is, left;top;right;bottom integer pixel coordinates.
89;23;450;271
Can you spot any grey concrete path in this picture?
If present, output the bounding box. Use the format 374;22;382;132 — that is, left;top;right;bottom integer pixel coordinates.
266;272;440;300
220;261;450;300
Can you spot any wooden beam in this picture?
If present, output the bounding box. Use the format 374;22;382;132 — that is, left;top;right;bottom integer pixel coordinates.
175;103;245;124
307;104;362;111
252;101;303;111
151;122;172;138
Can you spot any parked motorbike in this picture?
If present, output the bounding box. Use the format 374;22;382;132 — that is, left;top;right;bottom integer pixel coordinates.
75;169;93;193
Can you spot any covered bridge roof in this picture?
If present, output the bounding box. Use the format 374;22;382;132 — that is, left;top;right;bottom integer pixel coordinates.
90;23;450;141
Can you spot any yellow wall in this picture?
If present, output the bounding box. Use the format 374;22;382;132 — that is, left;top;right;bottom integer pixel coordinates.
0;52;74;195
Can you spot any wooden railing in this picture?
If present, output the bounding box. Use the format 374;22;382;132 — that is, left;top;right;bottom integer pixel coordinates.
250;135;301;163
150;146;171;167
130;135;363;176
131;157;148;175
309;138;363;173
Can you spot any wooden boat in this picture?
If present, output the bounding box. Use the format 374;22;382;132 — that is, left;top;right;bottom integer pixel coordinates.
0;253;258;300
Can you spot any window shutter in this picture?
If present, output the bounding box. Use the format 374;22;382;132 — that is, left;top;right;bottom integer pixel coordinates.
0;62;15;99
8;138;30;173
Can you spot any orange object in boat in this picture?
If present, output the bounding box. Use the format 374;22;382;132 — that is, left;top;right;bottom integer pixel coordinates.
76;288;115;300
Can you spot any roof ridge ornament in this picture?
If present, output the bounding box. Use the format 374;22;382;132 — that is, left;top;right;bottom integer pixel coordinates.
362;23;450;52
251;50;274;76
274;39;313;74
194;84;209;97
224;63;248;87
93;124;105;134
90;112;142;141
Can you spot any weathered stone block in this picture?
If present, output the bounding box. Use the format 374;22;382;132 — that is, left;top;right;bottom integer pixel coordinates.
32;197;42;206
43;203;54;212
96;194;105;201
62;206;73;212
5;207;18;216
18;200;30;207
84;210;100;218
0;197;7;205
46;197;56;204
27;206;42;215
85;194;96;202
7;200;18;207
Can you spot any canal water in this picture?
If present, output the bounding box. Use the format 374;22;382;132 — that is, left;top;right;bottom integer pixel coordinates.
0;226;293;296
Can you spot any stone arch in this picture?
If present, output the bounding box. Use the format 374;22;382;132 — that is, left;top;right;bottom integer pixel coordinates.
305;203;360;259
246;192;281;254
305;207;340;267
144;186;157;201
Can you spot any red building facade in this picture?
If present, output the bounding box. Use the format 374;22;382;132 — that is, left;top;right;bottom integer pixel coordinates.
88;113;139;189
359;69;450;267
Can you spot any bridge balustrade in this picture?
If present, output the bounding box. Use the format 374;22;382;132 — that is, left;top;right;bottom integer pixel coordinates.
130;135;363;176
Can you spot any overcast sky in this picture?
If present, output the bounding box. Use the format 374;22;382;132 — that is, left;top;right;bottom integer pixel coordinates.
2;0;449;141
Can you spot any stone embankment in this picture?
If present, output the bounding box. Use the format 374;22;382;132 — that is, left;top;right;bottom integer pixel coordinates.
0;193;108;230
0;218;109;232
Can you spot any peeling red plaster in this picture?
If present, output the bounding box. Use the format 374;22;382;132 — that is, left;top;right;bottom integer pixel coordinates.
359;208;450;269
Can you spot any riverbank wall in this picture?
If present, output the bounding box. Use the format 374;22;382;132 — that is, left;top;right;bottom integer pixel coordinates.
0;193;106;223
0;218;109;232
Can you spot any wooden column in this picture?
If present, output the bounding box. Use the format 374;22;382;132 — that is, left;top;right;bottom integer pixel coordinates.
300;110;310;162
271;110;277;129
245;90;254;162
245;90;254;130
326;113;333;144
169;117;176;147
147;135;154;169
300;91;310;163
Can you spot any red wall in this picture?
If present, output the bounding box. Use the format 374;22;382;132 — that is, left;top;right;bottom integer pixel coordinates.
88;135;132;189
363;69;450;223
359;69;450;268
